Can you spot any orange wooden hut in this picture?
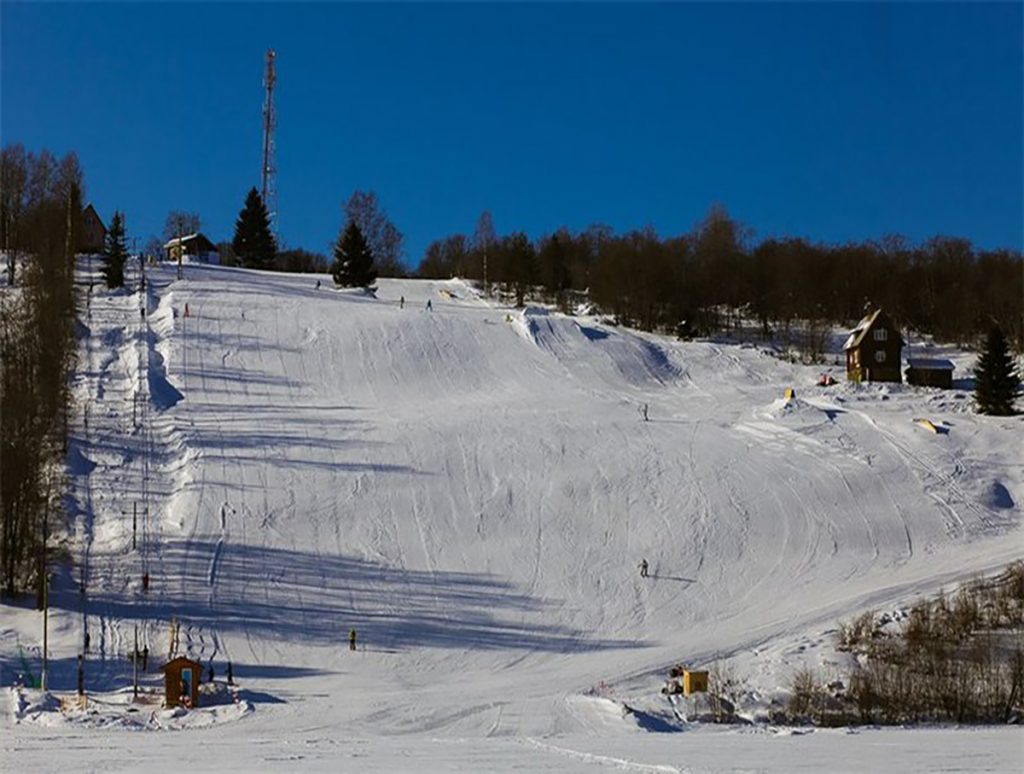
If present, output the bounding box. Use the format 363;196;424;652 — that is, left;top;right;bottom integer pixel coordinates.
163;656;202;708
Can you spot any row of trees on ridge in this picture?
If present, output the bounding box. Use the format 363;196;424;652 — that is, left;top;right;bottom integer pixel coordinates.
418;207;1023;359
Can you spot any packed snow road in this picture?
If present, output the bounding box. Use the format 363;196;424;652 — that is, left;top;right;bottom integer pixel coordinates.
4;262;1021;771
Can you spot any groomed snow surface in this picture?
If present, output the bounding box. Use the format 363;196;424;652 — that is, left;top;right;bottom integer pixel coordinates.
3;262;1022;771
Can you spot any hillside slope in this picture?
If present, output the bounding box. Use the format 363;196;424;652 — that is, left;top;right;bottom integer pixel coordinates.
5;262;1021;770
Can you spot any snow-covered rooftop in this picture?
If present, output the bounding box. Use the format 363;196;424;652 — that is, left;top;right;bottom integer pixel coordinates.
907;357;955;371
842;308;881;350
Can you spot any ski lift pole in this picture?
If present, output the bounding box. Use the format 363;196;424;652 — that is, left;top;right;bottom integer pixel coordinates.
133;624;139;700
41;498;49;691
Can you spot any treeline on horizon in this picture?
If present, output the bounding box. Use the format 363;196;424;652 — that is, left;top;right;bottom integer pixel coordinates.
0;144;83;597
157;185;1022;357
417;206;1024;357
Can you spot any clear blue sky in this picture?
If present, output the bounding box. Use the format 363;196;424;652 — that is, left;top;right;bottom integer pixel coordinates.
2;2;1021;264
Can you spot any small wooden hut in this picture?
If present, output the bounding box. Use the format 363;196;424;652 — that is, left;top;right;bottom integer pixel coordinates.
163;655;202;708
906;358;954;389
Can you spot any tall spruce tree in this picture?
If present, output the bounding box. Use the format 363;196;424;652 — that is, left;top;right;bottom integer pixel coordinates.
974;325;1020;415
102;210;128;288
331;220;377;288
232;187;277;269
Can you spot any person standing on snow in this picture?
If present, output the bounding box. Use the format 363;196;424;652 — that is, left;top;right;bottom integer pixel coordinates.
639;559;649;578
400;296;405;309
426;299;432;312
349;628;357;651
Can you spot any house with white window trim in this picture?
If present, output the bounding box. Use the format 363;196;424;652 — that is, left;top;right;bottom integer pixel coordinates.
843;309;904;383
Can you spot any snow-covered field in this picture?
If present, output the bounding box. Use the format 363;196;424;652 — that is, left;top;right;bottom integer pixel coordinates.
3;262;1022;771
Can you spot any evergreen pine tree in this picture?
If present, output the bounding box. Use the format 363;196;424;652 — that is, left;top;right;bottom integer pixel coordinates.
232;187;277;269
974;325;1020;415
102;210;128;289
331;221;377;289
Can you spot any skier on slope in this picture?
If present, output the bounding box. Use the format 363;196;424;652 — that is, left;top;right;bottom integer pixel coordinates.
639;558;649;578
349;628;357;651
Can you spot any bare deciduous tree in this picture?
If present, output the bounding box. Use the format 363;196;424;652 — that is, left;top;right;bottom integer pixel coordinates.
343;191;404;277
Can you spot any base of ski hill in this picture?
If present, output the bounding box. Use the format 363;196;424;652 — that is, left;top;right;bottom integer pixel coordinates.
5;718;1021;773
2;262;1022;772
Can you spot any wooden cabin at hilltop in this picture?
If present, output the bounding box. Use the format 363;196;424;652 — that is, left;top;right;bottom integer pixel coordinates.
164;233;220;265
79;204;107;254
843;309;904;383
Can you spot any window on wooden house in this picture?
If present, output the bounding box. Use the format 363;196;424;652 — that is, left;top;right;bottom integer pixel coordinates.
875;351;886;363
873;329;888;342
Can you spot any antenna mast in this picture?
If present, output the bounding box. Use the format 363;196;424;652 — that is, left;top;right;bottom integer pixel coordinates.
261;49;277;236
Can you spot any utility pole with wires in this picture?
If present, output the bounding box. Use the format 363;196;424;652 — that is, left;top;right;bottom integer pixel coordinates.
261;48;278;239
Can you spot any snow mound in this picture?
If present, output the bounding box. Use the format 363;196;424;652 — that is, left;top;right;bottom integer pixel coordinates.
12;687;254;731
763;396;838;422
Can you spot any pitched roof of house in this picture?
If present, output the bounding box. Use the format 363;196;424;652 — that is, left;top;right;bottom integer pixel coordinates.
163;233;218;252
843;309;904;350
906;358;955;371
843;309;881;350
82;203;106;229
161;655;202;671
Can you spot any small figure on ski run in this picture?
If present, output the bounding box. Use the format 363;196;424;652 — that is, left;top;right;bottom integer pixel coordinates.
316;279;321;289
349;628;357;651
641;403;649;422
426;299;432;312
399;295;405;309
142;572;150;592
226;660;233;685
639;559;649;578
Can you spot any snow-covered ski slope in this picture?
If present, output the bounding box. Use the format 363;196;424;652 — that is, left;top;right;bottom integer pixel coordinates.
7;262;1023;770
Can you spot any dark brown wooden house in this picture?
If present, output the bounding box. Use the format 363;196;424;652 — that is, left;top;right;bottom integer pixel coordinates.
79;204;107;254
906;358;954;389
163;655;202;708
843;309;904;383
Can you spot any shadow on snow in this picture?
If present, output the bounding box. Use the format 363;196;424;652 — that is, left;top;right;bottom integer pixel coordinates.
54;541;640;662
